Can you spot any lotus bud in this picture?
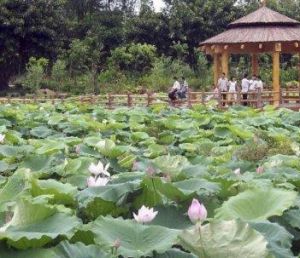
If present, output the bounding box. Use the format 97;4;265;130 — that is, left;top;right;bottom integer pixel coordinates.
75;145;81;154
234;168;241;176
188;199;207;224
146;166;155;177
133;205;158;224
256;166;264;174
0;134;5;144
132;161;139;171
113;239;121;249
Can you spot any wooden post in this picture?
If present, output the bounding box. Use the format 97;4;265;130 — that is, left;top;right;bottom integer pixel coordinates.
127;93;132;107
298;53;300;104
272;43;281;106
213;54;219;86
108;94;113;109
237;88;241;105
146;92;151;106
187;88;192;108
221;51;229;78
251;54;259;76
257;89;262;108
201;90;206;105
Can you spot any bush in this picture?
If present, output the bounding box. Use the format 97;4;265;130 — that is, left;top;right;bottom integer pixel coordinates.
22;57;49;92
109;43;157;75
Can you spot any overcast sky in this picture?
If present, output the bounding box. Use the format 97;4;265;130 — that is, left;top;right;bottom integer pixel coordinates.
153;0;165;12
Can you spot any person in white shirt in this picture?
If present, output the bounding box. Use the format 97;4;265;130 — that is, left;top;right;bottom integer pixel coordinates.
256;76;263;92
249;75;258;106
228;77;237;105
169;77;180;101
241;73;250;106
218;73;229;106
178;76;188;99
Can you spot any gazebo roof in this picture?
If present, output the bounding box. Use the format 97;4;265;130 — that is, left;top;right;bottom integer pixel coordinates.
230;6;300;27
201;6;300;45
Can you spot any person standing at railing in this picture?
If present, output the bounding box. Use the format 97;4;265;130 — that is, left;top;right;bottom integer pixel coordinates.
249;75;258;106
228;77;237;105
168;77;180;101
178;77;189;99
217;73;229;106
241;74;250;106
256;76;263;91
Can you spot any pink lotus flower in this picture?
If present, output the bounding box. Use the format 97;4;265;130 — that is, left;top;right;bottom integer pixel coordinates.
256;166;264;174
234;168;241;176
89;161;110;177
87;176;109;187
132;161;139;171
0;134;5;144
188;199;207;224
133;206;158;224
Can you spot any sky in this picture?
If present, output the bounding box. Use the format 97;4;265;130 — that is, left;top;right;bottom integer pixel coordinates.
153;0;165;12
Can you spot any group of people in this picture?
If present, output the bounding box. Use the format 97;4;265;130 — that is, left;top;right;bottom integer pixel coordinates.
168;77;189;101
167;73;264;106
217;73;264;105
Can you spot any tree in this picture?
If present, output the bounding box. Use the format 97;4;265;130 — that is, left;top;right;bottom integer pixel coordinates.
0;0;66;90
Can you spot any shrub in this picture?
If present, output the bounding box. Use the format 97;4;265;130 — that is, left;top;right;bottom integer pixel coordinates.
22;57;49;92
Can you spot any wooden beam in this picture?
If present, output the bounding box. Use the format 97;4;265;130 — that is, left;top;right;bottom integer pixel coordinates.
272;49;281;106
251;54;259;76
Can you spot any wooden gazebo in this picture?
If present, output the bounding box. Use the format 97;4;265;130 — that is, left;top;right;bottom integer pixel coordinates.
200;2;300;105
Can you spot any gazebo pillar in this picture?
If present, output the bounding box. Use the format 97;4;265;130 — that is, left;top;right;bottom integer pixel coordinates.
251;54;259;76
213;53;219;86
272;43;281;106
221;51;229;78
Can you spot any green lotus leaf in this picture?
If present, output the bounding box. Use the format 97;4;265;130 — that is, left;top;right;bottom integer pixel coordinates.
131;131;150;142
154;249;197;258
31;179;78;206
0;241;112;258
0;198;81;249
35;140;66;155
250;221;295;258
30;126;54;138
179;220;272;258
215;188;297;221
173;178;220;196
144;144;167;158
0;169;30;212
88;216;180;258
95;139;116;157
152;155;190;176
77;181;141;219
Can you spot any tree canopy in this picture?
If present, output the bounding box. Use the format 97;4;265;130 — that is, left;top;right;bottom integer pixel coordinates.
0;0;299;93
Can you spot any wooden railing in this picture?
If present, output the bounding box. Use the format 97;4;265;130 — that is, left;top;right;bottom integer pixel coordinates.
0;89;300;110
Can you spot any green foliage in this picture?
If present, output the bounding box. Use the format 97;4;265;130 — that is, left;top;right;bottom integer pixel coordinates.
109;43;157;74
0;103;299;256
22;58;49;92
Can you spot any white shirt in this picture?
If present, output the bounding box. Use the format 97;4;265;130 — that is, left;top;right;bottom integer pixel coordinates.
218;77;228;92
249;80;258;91
241;78;250;93
256;80;263;91
172;80;180;91
228;81;237;93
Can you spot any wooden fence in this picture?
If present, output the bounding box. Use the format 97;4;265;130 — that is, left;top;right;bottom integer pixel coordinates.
0;89;300;110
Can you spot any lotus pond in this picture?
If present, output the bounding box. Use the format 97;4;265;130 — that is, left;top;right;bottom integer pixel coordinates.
1;102;300;257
